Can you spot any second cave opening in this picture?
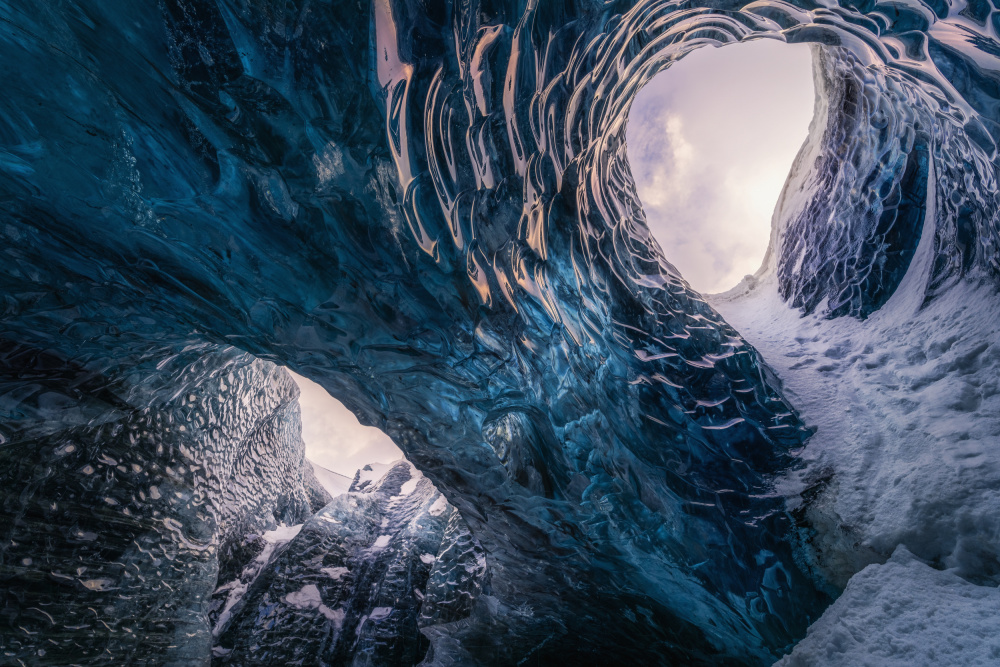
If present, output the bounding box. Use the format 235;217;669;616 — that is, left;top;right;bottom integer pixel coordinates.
626;38;816;294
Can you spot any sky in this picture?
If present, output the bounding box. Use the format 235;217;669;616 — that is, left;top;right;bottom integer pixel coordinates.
626;39;815;294
289;370;402;476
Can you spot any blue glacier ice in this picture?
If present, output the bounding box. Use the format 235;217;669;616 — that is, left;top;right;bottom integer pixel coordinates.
2;0;1000;665
212;460;487;664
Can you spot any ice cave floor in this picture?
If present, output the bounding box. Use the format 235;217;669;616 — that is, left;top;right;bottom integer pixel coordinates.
713;273;1000;665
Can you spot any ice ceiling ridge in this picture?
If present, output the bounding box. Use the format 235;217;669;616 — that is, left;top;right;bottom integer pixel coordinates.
1;0;999;664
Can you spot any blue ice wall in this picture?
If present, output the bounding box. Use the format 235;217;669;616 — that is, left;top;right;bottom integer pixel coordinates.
2;0;999;664
0;347;317;663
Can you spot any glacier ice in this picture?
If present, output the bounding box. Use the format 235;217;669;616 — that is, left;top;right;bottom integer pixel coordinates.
2;0;1000;664
212;461;487;665
0;348;322;663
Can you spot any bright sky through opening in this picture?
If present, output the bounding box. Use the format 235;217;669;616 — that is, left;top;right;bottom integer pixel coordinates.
289;370;402;477
627;39;815;294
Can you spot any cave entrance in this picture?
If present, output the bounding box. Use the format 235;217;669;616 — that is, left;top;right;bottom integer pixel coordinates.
288;370;402;495
626;38;816;294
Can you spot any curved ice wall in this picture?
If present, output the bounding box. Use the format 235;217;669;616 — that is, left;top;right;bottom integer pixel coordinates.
1;0;998;664
0;347;319;663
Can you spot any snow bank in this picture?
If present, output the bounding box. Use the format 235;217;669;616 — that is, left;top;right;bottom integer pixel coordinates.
714;276;1000;587
774;546;1000;666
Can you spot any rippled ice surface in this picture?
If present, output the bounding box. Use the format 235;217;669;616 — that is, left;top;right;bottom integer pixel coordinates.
2;0;1000;664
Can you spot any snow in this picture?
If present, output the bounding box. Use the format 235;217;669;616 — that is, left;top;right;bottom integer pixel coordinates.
320;605;345;628
372;535;391;549
321;566;349;580
309;460;352;497
354;461;396;489
713;274;1000;586
285;584;344;628
774;546;1000;666
262;523;303;543
713;161;1000;664
285;584;323;608
398;477;419;496
428;494;448;517
420;553;435;565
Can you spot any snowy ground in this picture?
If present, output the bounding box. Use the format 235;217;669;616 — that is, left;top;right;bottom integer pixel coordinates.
714;272;1000;587
712;261;1000;663
775;546;1000;666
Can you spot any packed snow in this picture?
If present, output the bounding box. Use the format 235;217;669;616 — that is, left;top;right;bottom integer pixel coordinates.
321;566;349;580
713;189;1000;666
714;274;1000;587
774;546;1000;666
428;495;448;517
262;523;304;544
398;477;419;496
284;584;343;626
285;584;323;608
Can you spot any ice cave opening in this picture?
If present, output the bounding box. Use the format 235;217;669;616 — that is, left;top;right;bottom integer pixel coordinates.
288;370;402;493
626;39;816;294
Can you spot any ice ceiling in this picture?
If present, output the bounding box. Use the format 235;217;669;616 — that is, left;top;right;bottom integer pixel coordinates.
1;0;998;665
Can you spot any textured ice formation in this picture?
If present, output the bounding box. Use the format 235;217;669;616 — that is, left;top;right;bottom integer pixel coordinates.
212;461;487;665
0;348;321;663
2;0;1000;664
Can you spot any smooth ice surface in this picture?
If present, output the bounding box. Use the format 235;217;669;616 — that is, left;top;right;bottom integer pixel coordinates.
628;40;815;293
290;371;402;476
774;547;1000;666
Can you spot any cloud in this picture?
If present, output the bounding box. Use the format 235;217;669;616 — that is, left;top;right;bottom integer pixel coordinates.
288;370;402;477
626;39;815;293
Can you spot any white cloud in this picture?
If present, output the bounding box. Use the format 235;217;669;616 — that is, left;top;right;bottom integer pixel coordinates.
289;370;402;477
627;39;815;293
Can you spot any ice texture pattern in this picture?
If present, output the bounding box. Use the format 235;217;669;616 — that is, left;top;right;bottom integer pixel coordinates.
0;348;320;663
2;0;1000;664
212;461;487;665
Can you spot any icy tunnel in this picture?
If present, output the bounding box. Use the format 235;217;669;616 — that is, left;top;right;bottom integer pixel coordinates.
1;0;999;665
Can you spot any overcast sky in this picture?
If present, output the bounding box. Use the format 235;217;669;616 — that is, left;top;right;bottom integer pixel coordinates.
289;370;402;476
627;39;815;294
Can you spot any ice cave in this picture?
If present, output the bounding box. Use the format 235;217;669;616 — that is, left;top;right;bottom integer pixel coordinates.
1;0;999;665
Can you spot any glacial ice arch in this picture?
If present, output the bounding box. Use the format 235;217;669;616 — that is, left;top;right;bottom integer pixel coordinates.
1;0;999;664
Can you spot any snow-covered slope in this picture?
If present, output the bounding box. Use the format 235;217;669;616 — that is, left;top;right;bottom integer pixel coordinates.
714;276;1000;588
308;459;353;497
774;546;1000;666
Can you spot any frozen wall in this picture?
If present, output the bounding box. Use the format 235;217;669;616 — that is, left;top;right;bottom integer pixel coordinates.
0;348;320;663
